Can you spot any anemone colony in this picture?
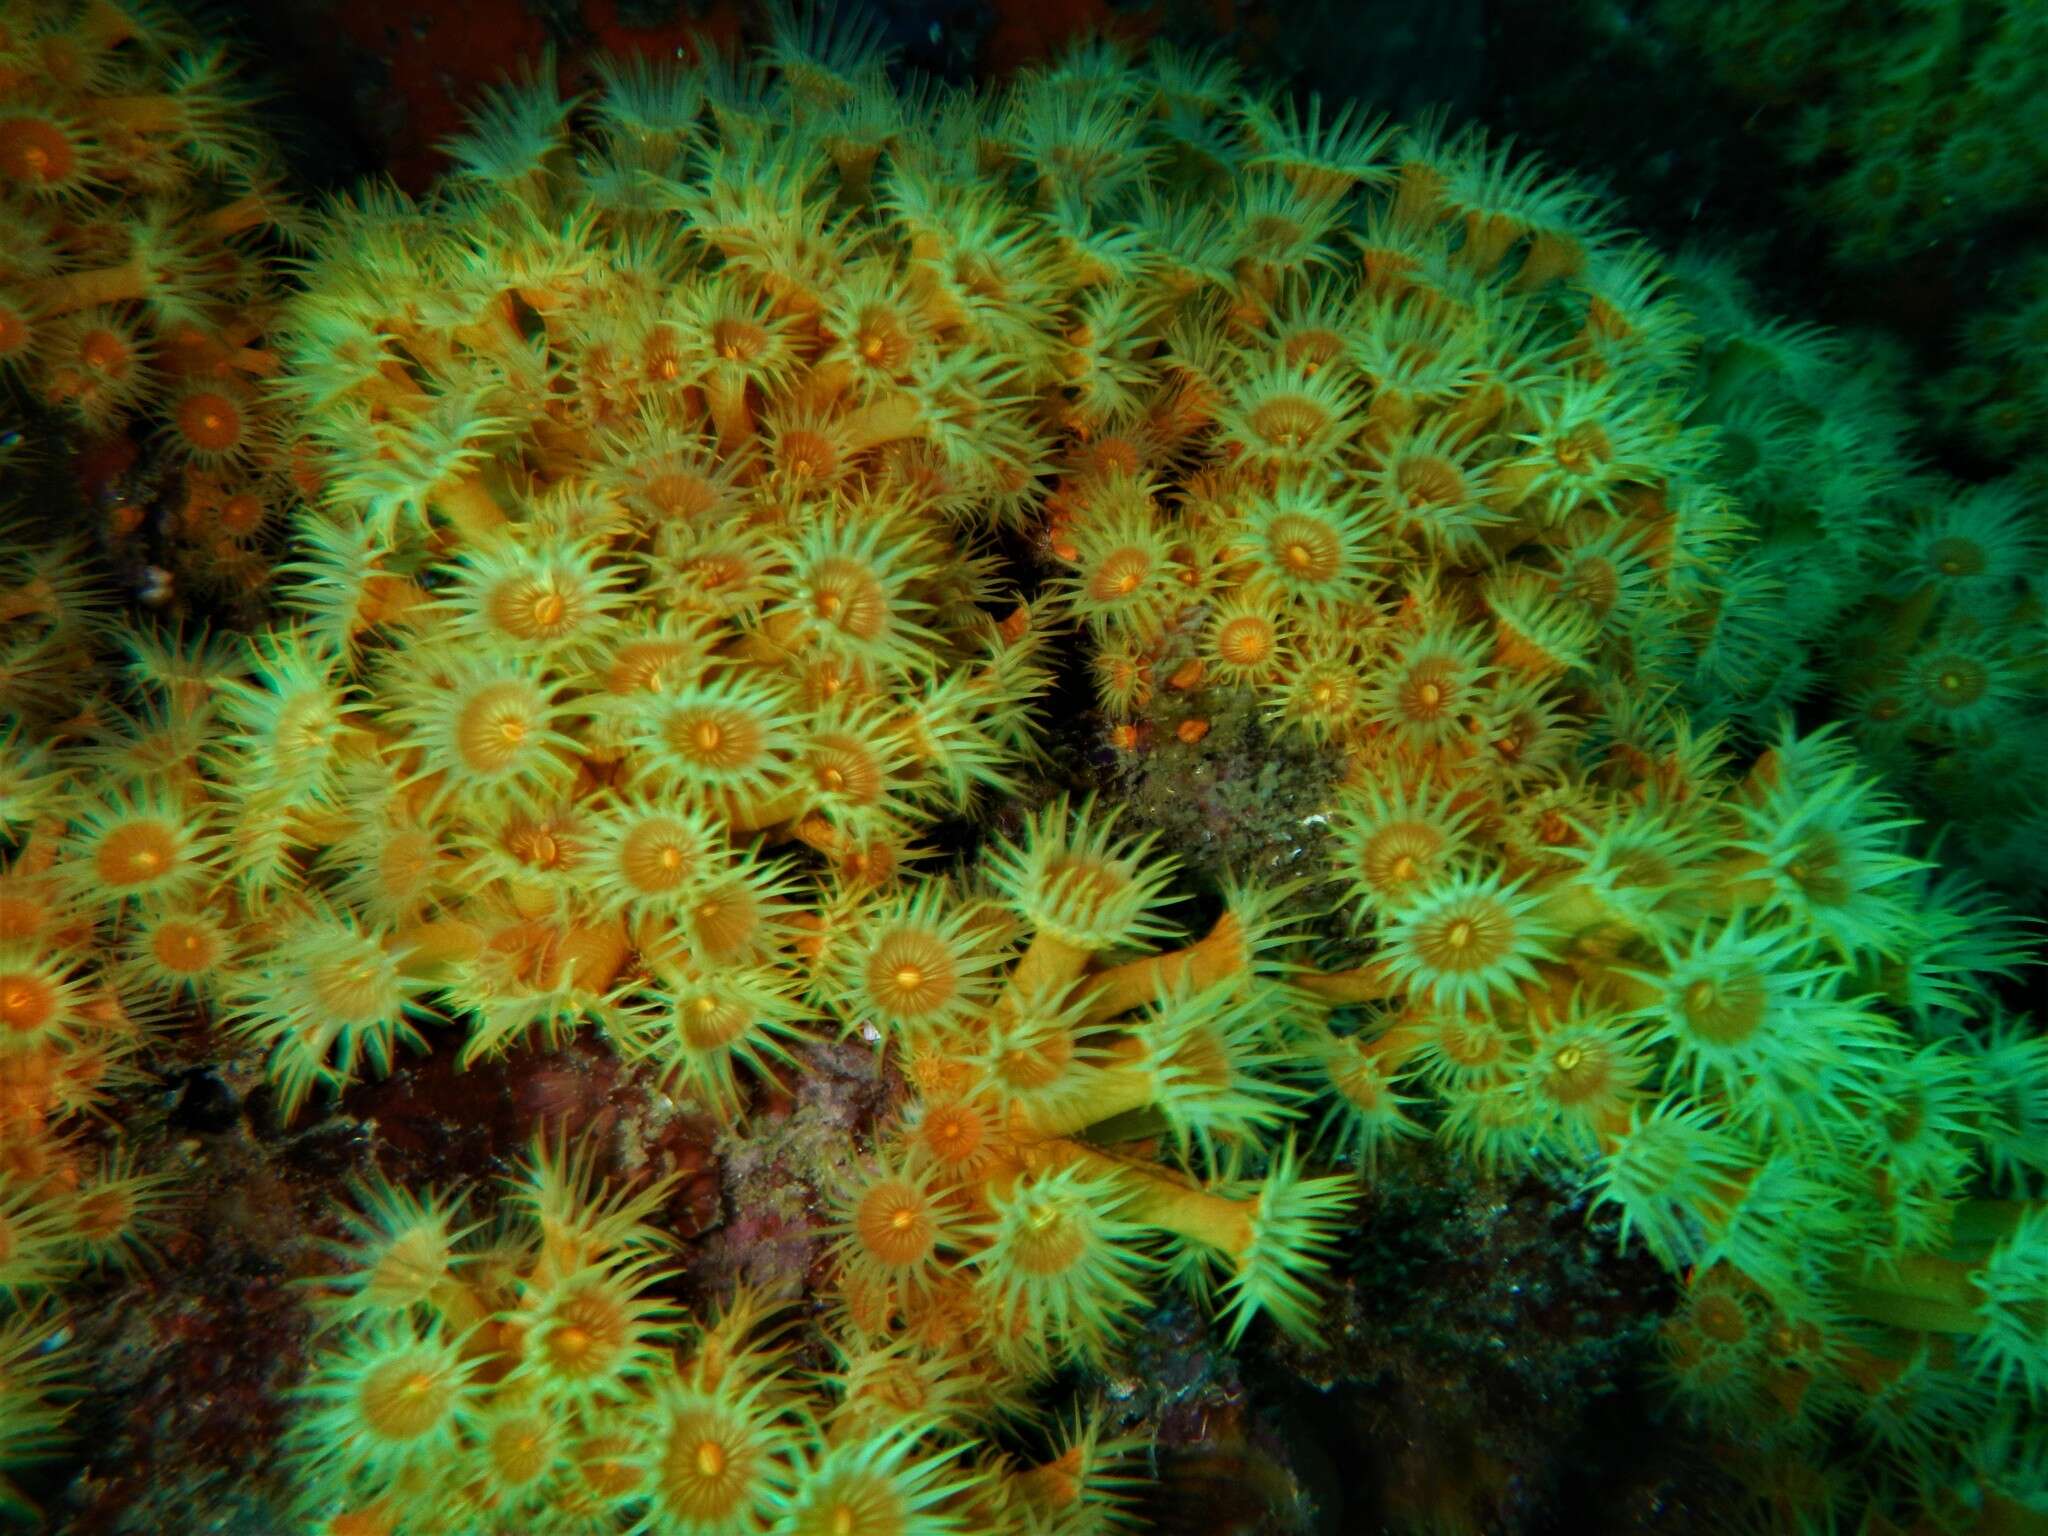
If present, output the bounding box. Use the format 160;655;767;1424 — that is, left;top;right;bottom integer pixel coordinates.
1635;0;2048;905
1652;0;2046;272
0;4;2045;1535
0;0;298;622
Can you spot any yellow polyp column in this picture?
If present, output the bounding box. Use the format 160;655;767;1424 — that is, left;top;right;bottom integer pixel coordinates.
430;1277;495;1343
95;95;186;134
1584;962;1660;1011
705;374;753;452
1950;1198;2031;1253
1439;380;1506;439
1507;230;1584;293
1459;211;1526;277
798;358;856;408
82;0;150;46
1697;851;1775;914
502;876;558;920
228;345;280;377
529;416;596;474
287;804;355;851
830;147;880;205
1837;1254;1985;1336
1078;912;1247;1022
836;393;923;453
725;787;809;836
916;287;966;332
1004;931;1098;1005
1529;877;1621;943
1293;965;1397;1005
1112;1155;1256;1259
1390;162;1447;231
357;573;430;632
1980;1495;2048;1536
1879;583;1941;661
25;259;148;317
788;815;842;858
428;472;509;540
561;917;631;994
1021;1039;1152;1139
393;918;486;972
722;611;805;665
202;194;276;240
1485;459;1543;515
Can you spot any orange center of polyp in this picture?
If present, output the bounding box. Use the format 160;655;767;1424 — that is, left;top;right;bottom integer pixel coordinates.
79;330;128;371
0;978;51;1032
0;118;72;184
97;822;177;887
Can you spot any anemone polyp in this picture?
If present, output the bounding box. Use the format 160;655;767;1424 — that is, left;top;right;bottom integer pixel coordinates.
803;556;888;641
0;298;33;362
1679;971;1769;1048
909;1098;991;1171
487;575;579;642
522;1262;669;1402
290;1317;481;1486
1213;611;1276;668
863;927;960;1024
170;384;253;462
593;806;717;910
1248;393;1336;451
360;1357;459;1440
852;1173;943;1272
685;879;774;961
652;1404;760;1522
671;988;748;1052
96;820;184;889
63;785;216;908
711;316;769;363
0;112;89;194
1355;819;1448;904
635;1373;790;1528
1381;870;1556;1013
136;909;232;992
1259;509;1350;593
0;962;63;1042
852;306;913;370
1088;547;1154;603
650;696;779;786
